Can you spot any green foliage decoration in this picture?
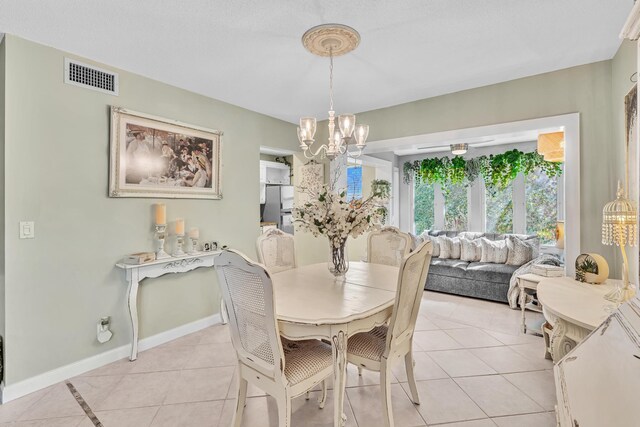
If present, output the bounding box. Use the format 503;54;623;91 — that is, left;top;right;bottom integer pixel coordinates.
419;157;448;185
402;150;563;189
371;179;391;198
447;156;466;185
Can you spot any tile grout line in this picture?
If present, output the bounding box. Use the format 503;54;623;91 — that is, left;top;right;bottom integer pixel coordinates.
395;376;428;426
500;370;555;411
450;374;547;420
65;380;104;427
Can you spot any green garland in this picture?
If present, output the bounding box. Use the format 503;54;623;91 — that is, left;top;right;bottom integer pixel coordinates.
403;150;563;190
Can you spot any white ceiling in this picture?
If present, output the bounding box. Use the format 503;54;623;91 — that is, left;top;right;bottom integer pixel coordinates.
0;0;632;124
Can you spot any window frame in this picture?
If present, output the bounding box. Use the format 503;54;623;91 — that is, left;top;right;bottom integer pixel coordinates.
412;169;564;237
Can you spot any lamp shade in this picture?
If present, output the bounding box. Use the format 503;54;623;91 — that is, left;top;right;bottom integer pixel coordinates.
602;181;638;247
538;131;565;154
538;132;564;162
354;124;369;147
555;221;565;249
299;117;317;142
543;149;564;162
338;114;356;139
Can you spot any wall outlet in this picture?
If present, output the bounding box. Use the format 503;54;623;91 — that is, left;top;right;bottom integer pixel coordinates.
97;316;113;344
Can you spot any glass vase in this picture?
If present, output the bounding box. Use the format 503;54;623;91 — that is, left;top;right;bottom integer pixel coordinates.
328;240;349;277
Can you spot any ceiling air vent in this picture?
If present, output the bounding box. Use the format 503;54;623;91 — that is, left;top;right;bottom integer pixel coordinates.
64;58;119;96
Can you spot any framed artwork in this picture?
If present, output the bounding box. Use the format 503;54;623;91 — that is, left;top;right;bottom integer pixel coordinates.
109;107;222;199
297;161;325;204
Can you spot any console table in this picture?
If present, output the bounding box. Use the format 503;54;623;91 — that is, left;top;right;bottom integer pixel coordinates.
554;297;640;426
116;252;220;360
537;276;619;361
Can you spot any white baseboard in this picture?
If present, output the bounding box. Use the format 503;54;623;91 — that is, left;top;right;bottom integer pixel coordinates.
0;313;222;404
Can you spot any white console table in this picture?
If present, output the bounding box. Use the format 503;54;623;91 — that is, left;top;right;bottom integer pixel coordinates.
116;252;220;360
537;276;619;361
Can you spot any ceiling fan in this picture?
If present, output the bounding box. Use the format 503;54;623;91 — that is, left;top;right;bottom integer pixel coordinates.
416;139;495;154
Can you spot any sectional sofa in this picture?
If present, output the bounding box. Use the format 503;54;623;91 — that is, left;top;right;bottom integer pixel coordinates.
415;230;538;304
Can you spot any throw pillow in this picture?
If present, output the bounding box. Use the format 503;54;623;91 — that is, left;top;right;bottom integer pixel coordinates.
460;238;482;262
438;236;461;259
409;233;422;251
507;234;541;258
506;236;536;266
459;231;483;241
480;237;508;264
420;232;440;257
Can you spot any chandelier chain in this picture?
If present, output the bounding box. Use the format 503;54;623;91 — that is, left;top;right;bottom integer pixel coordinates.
329;47;334;112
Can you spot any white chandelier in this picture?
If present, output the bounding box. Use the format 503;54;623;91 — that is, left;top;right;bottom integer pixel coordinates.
297;24;369;160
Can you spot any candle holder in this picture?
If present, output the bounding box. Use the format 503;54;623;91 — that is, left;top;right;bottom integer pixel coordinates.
173;234;186;257
154;224;171;259
188;237;200;255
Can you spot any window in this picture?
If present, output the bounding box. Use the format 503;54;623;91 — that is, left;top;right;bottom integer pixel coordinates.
526;169;559;244
346;166;362;201
413;180;435;234
410;151;563;237
443;183;468;231
486;184;513;233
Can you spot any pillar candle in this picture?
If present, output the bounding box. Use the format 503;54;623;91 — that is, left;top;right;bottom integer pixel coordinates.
175;219;185;235
155;203;166;225
188;228;199;239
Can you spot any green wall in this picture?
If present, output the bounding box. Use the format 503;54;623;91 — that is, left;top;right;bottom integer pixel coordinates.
611;40;638;278
358;58;625;270
612;40;637;161
2;35;298;385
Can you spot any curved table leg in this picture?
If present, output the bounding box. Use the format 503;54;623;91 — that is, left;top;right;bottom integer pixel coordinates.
332;329;348;427
549;318;577;361
127;276;140;361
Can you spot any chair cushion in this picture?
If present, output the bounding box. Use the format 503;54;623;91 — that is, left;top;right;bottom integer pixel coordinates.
465;262;519;284
429;258;469;278
347;325;388;362
282;338;332;385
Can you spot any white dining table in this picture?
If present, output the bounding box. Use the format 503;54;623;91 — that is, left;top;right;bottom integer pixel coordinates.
271;261;399;427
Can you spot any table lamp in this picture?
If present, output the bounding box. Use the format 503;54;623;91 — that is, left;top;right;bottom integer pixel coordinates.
602;181;638;303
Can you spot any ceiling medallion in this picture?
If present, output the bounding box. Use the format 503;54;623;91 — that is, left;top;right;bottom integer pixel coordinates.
297;24;369;160
302;24;360;57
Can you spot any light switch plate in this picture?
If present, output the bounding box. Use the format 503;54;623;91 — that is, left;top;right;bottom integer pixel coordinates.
20;221;35;239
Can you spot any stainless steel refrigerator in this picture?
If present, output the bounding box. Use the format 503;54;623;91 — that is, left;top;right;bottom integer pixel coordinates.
262;185;294;234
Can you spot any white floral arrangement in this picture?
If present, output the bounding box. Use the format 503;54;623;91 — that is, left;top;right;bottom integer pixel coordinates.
293;182;387;249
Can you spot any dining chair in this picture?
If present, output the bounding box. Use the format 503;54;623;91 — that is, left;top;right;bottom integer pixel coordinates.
347;241;433;427
255;228;321;400
214;249;332;427
367;226;412;267
256;228;297;273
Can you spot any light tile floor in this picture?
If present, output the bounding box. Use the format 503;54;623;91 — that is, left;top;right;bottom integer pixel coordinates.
0;291;556;426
